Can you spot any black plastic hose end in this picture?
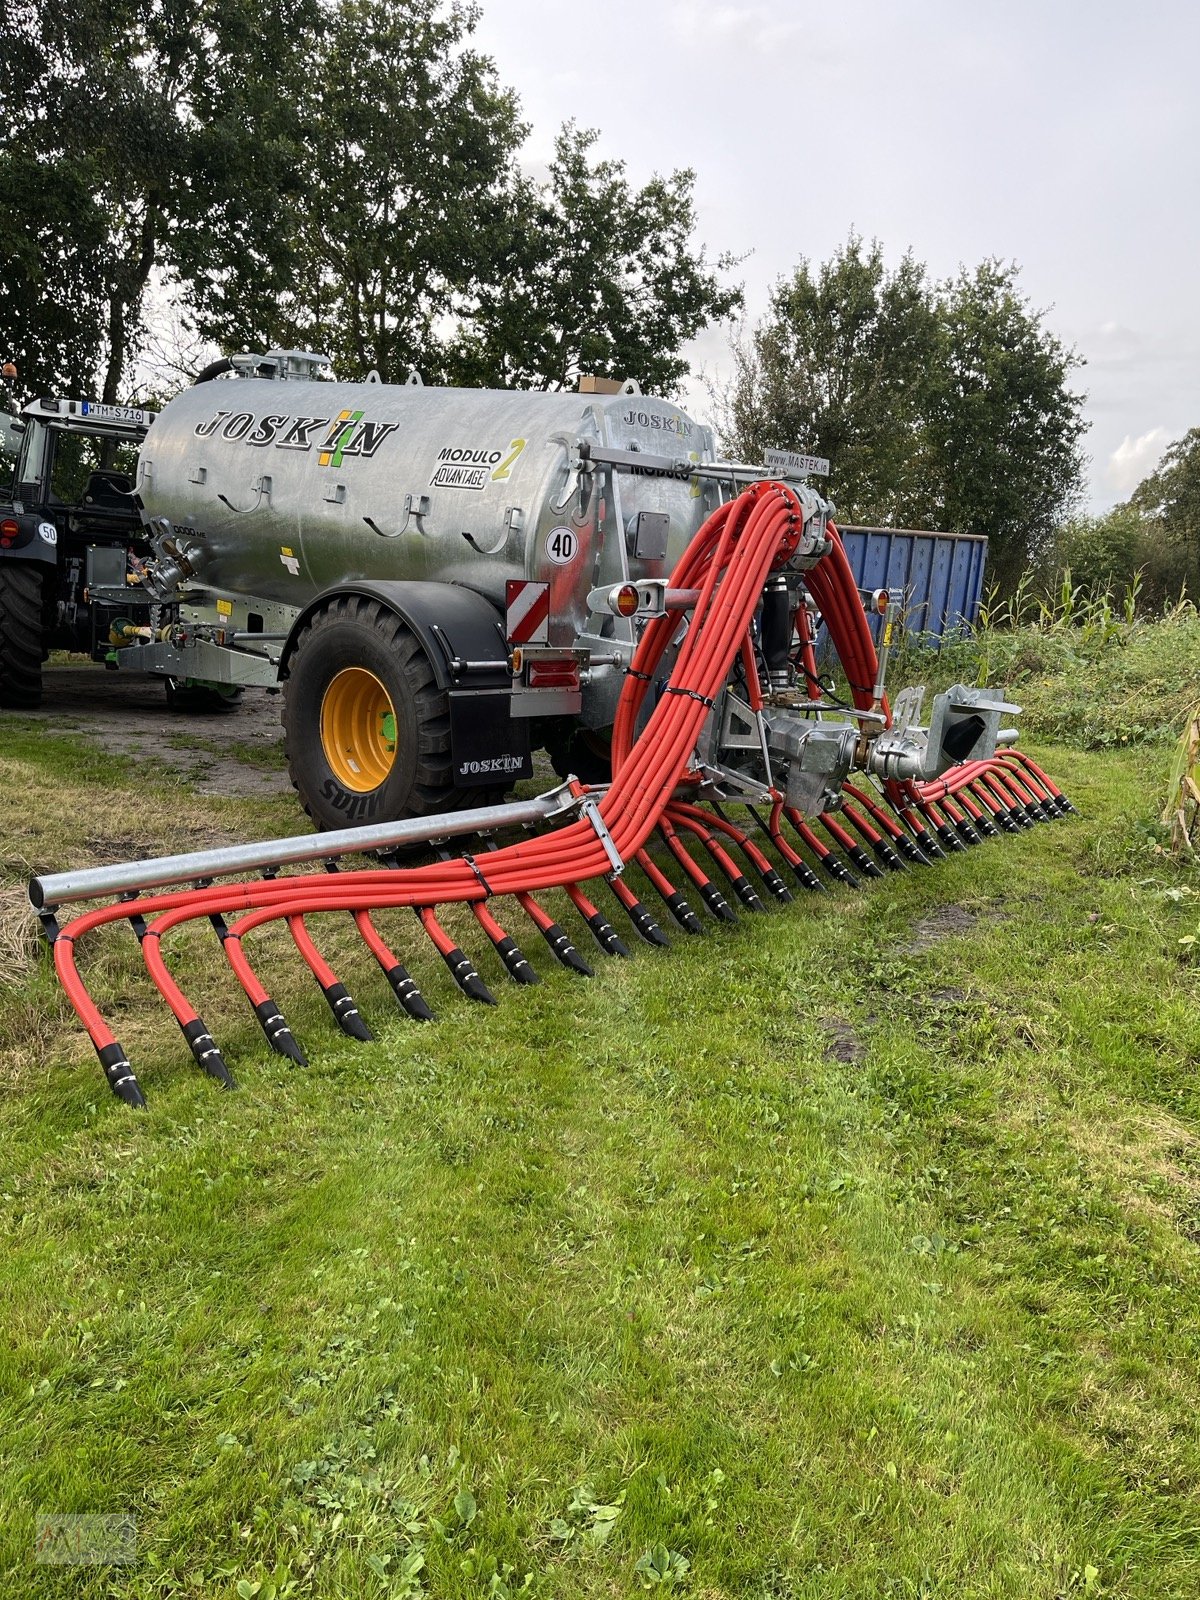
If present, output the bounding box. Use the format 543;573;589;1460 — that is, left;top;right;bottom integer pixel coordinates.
936;824;965;852
729;874;765;911
181;1017;236;1088
623;897;670;946
759;867;793;903
97;1041;146;1107
540;921;593;976
386;962;435;1021
895;834;932;867
253;997;308;1064
955;820;982;846
826;858;862;889
442;946;498;1005
699;882;738;922
872;840;907;872
585;911;630;958
321;981;375;1041
848;845;885;879
913;826;945;859
494;935;540;985
663;891;704;934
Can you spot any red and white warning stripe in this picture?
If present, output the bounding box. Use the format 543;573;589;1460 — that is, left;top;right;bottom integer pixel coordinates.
505;579;551;644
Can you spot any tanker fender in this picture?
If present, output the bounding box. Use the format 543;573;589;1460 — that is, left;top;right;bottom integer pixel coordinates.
279;579;511;690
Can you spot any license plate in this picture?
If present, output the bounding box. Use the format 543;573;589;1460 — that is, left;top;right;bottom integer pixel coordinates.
79;401;150;425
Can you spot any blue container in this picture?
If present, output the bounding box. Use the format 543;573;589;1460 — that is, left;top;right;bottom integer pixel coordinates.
835;525;989;648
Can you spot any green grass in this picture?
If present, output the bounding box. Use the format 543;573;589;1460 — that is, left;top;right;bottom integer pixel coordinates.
891;596;1200;752
2;711;1200;1597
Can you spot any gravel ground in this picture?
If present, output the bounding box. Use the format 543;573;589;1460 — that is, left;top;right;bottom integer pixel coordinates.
20;663;291;799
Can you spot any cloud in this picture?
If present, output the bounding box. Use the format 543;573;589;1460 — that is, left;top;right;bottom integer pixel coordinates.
1105;427;1170;499
668;1;807;51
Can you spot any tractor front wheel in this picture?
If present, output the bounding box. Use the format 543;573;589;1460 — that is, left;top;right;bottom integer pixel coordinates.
0;561;45;709
283;596;470;830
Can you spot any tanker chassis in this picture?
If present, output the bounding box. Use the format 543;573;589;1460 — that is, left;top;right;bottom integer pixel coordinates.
41;350;1009;832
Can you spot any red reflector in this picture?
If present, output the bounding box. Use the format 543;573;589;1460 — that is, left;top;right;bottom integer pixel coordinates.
614;583;640;618
873;588;890;615
0;519;18;539
528;658;580;691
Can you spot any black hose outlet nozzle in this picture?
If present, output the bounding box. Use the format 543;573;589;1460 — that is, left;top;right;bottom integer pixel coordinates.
787;857;826;892
181;1017;236;1087
847;845;885;879
699;882;738;923
584;911;630;958
728;874;765;911
97;1041;146;1107
663;891;704;934
936;824;966;852
441;946;497;1005
321;982;375;1041
911;825;945;859
894;834;933;867
871;840;907;871
493;935;540;985
823;856;861;888
618;895;670;947
253;997;308;1064
386;962;435;1021
954;819;982;846
538;921;593;976
758;867;793;903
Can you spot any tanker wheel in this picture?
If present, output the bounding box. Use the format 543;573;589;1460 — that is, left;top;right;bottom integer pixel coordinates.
284;596;471;830
0;561;45;709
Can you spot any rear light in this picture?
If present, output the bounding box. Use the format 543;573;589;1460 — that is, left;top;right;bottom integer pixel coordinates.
528;658;580;691
871;588;890;615
0;517;19;549
613;583;640;618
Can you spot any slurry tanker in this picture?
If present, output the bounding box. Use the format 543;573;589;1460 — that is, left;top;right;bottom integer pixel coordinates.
23;352;1069;1105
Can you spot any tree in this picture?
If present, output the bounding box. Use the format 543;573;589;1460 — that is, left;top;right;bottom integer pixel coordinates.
0;0;318;401
924;262;1086;592
198;0;527;383
3;3;739;403
717;240;1086;591
1130;429;1200;548
718;235;938;521
445;124;743;394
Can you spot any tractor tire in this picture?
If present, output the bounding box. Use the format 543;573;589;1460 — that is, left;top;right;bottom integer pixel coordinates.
283;595;477;831
0;561;45;709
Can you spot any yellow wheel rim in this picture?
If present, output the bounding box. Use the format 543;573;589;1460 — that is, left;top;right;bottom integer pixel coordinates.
319;668;398;792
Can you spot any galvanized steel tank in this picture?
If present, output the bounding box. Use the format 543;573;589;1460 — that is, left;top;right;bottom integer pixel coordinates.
138;378;717;646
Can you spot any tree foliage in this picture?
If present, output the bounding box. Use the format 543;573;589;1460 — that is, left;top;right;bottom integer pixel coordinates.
445;124;742;393
721;237;938;523
0;1;739;400
0;0;318;401
1130;429;1200;550
718;237;1086;590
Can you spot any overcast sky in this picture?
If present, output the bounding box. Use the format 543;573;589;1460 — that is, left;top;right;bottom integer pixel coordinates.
472;0;1199;513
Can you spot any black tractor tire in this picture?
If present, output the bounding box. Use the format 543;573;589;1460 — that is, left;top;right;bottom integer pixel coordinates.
0;561;45;709
164;677;243;713
283;595;479;830
544;720;614;786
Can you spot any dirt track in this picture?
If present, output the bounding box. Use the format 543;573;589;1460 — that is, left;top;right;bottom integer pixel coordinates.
17;663;291;799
